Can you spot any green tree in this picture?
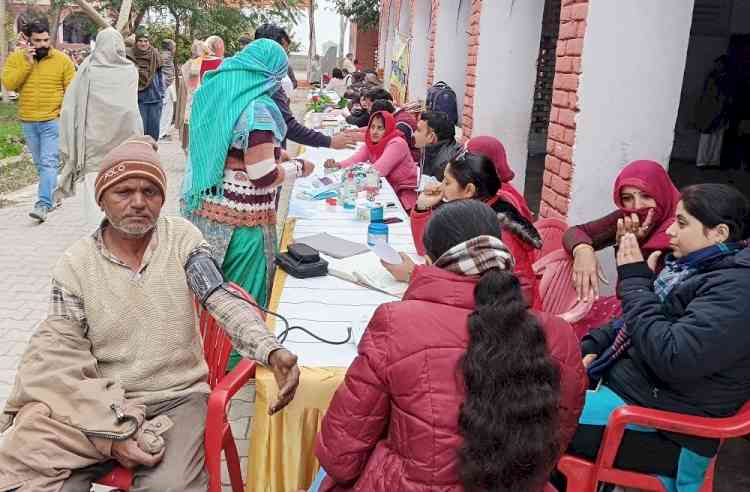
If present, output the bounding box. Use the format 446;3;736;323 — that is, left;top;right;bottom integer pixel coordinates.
141;0;302;63
334;0;378;31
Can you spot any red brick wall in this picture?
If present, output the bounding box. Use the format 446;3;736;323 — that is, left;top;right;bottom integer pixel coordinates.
539;0;589;219
461;0;483;139
426;0;440;88
355;27;379;70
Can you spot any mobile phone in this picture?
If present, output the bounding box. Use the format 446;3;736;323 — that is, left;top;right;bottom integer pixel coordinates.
382;217;403;224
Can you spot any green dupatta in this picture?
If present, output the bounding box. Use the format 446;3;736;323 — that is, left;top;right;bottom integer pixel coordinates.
184;38;288;213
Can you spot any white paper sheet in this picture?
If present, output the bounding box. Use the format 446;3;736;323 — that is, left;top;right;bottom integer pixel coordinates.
370;241;403;265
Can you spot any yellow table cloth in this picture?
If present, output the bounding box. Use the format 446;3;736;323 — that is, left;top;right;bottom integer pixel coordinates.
245;217;347;492
246;367;347;492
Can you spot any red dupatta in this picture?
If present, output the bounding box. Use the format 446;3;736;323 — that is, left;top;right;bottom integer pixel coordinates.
366;111;404;161
613;160;681;253
467;136;535;221
466;136;514;182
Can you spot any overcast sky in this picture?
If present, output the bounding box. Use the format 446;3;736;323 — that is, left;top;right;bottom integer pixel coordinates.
291;0;351;55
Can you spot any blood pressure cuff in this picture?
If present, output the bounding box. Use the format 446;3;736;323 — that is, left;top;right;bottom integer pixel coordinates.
185;249;226;306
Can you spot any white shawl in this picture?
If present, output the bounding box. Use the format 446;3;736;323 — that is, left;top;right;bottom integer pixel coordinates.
56;28;144;200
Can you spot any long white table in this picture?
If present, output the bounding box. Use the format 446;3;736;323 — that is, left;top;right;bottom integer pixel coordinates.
245;144;419;492
273;146;418;366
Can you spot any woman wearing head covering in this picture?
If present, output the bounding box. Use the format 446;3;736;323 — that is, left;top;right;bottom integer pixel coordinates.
324;111;418;210
466;135;534;222
158;38;177;139
563;160;681;337
177;39;207;153
562;184;750;491
126;31;163;141
183;38;313;369
387;153;542;305
200;35;225;80
56;27;143;228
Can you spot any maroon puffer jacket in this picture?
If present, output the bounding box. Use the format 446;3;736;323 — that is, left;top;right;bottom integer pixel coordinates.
315;266;587;492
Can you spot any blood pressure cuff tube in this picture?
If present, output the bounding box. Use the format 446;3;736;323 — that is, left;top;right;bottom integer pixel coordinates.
185;250;226;306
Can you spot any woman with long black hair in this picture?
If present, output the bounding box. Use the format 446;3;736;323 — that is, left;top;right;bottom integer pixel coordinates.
386;152;542;305
311;200;586;492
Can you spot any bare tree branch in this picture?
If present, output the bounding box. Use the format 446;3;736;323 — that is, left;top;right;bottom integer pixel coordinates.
115;0;133;32
71;0;110;29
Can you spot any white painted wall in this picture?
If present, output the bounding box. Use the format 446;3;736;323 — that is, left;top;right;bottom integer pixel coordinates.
432;0;471;118
472;0;546;194
408;0;431;101
570;0;695;287
570;0;695;225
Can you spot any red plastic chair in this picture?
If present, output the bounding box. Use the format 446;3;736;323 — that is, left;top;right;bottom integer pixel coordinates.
557;401;750;491
533;217;569;262
533;249;593;323
95;284;259;492
532;216;592;322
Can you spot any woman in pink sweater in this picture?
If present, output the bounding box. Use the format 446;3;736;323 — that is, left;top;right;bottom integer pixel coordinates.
325;111;418;210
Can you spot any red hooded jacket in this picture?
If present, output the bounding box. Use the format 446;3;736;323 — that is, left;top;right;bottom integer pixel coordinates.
410;202;541;306
315;265;587;492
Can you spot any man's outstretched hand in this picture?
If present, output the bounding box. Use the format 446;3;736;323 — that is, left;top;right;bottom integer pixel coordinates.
268;348;300;415
330;131;357;149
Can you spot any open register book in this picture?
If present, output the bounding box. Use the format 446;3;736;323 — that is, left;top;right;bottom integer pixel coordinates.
325;251;408;298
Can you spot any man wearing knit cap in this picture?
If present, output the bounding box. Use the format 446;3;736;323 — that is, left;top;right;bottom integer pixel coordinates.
0;136;300;491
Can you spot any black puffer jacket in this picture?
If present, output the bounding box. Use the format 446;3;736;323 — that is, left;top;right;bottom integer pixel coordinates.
583;246;750;422
420;139;463;180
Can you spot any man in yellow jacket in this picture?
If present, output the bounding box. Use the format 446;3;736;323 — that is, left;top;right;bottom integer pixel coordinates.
2;18;75;222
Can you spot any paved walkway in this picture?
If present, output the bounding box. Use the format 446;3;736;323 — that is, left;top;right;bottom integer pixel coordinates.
0;135;254;491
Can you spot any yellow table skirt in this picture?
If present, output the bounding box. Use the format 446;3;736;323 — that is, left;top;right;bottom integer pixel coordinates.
245;217;347;492
245;367;347;492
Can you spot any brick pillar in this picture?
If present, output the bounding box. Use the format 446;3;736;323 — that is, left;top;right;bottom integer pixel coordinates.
461;0;483;139
539;0;589;219
426;0;440;88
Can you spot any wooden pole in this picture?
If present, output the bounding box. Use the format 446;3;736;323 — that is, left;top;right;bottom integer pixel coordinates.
115;0;133;33
307;0;316;83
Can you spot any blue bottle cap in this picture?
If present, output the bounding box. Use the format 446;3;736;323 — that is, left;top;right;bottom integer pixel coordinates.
368;222;388;233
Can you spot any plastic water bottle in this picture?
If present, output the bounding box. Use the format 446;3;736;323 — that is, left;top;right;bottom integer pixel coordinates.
342;172;357;209
367;222;389;246
365;167;380;201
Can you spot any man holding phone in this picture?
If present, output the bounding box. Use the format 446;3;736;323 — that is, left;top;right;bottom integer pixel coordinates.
2;18;75;223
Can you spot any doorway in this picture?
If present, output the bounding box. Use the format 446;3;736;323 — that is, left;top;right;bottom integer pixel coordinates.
669;0;750;200
524;0;561;215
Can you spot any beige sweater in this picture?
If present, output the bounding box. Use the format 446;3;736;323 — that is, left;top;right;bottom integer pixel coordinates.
52;217;210;405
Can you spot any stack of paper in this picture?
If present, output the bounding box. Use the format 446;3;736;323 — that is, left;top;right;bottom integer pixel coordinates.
326;251;408;298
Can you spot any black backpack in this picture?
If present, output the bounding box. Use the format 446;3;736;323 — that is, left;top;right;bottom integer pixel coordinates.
426;81;459;126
